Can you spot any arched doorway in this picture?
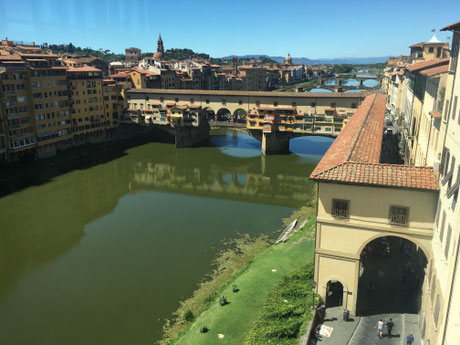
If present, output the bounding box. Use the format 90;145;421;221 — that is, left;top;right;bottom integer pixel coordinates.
356;236;427;316
326;280;344;308
233;109;247;123
216;108;232;122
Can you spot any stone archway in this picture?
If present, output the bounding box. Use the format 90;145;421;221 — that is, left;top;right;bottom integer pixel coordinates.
356;235;428;316
233;108;247;124
326;280;344;308
202;107;216;122
216;108;232;122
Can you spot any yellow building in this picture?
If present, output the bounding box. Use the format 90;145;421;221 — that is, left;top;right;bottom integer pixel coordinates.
68;66;108;136
28;61;72;156
310;93;439;317
0;55;36;156
410;35;450;63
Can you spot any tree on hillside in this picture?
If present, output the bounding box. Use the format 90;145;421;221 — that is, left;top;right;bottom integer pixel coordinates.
333;64;353;74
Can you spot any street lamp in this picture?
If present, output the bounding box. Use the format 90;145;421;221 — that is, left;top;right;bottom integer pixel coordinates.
311;281;317;309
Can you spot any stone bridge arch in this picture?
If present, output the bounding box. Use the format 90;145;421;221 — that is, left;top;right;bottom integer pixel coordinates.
233;108;247;123
216;108;232;122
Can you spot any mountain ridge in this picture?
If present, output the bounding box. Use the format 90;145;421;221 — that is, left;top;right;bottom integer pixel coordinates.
220;55;390;65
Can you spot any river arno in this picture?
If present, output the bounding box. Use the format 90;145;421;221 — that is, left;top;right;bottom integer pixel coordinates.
0;130;333;345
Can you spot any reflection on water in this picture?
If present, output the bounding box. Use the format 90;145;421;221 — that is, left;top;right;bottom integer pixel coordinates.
0;130;333;345
309;88;333;93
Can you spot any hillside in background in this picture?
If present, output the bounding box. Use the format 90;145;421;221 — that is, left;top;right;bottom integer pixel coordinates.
221;54;391;65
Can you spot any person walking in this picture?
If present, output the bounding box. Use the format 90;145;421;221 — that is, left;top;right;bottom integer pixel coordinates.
406;332;414;345
375;319;384;339
386;318;394;338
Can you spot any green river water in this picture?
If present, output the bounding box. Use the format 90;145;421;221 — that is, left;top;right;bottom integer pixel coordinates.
0;130;332;345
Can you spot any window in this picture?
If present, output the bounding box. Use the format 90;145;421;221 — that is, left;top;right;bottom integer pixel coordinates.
437;47;442;58
311;102;316;107
440;211;446;241
256;101;260;107
389;206;409;227
430;277;436;302
434;295;440;326
331;199;349;219
445;225;452;259
222;100;226;105
274;101;278;106
175;98;179;102
352;103;357;108
452;96;458;120
190;98;194;104
206;99;210;104
331;103;336;108
435;200;442;228
428;47;434;53
239;100;243;105
441;155;455;186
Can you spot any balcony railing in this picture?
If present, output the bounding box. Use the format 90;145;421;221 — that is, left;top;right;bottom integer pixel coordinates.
3;89;16;95
6;101;17;107
7;113;19;119
9;131;34;139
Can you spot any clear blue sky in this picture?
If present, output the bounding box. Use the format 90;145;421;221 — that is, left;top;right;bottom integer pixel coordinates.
1;0;459;59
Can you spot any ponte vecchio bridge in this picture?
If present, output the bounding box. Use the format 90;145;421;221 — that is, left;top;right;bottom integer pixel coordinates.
125;89;368;154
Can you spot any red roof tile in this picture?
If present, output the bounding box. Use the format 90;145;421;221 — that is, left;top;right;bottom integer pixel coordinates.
310;93;438;191
430;110;442;119
406;58;449;72
409;42;425;48
67;66;101;72
441;20;460;31
421;64;449;77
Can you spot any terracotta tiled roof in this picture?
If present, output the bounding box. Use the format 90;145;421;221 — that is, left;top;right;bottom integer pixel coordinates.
312;163;438;190
430;110;442;119
310;93;438;191
441;20;460;31
406;58;449;72
421;64;449;77
110;72;129;78
390;71;404;76
409;42;425;48
66;66;101;72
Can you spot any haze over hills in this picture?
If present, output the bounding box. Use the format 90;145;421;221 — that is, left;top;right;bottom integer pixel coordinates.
221;55;391;65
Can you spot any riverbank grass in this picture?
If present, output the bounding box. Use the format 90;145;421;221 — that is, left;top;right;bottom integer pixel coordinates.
175;213;316;345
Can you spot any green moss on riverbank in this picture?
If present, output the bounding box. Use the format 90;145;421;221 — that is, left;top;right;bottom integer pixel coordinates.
160;205;316;345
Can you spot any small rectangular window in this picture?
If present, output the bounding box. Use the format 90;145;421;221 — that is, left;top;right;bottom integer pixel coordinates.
331;199;349;219
274;101;278;106
331;103;336;108
311;102;316;107
239;100;243;105
452;96;458;120
440;211;446;240
435;200;442;228
445;225;452;258
206;99;210;104
292;102;296;107
352;103;357;108
389;205;409;227
222;100;226;105
256;101;260;107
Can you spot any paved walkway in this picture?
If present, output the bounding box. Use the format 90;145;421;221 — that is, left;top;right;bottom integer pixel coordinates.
348;313;421;345
310;309;421;345
313;307;360;345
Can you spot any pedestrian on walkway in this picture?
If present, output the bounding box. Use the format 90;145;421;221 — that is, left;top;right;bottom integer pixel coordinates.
375;319;384;339
406;332;414;345
386;318;394;338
